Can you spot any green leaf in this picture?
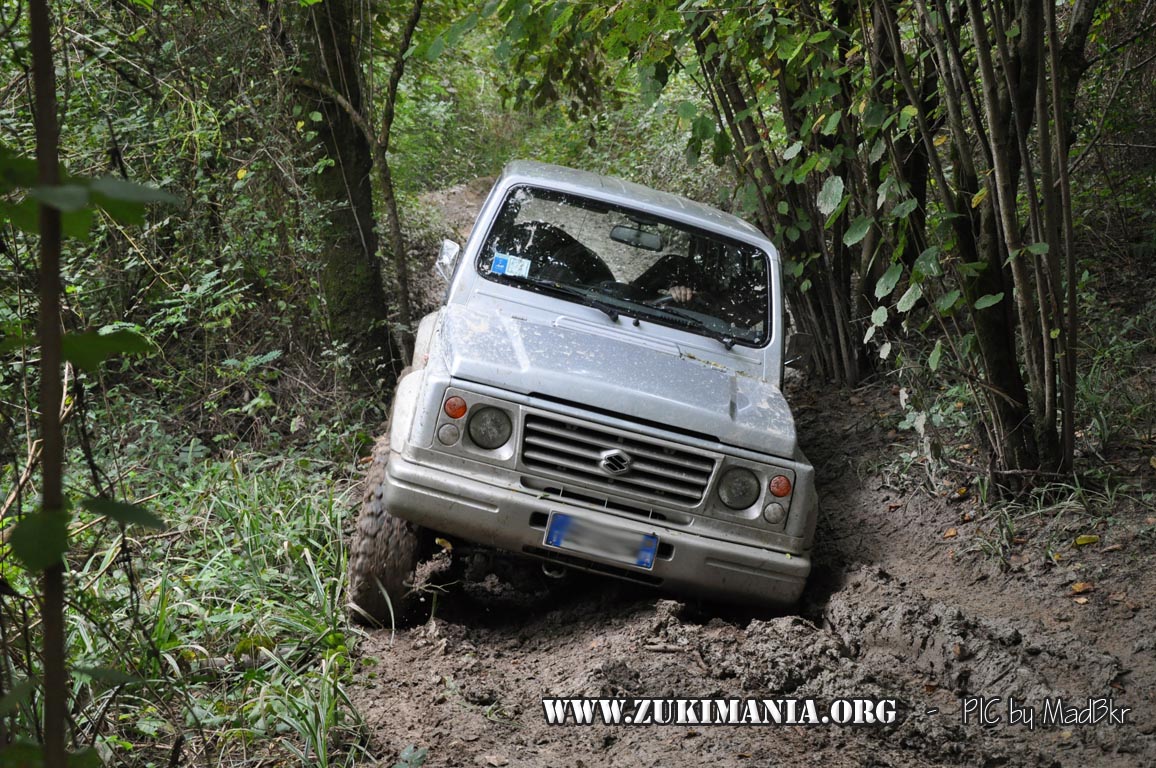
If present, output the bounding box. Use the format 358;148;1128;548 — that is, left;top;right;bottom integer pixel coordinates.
864;324;877;343
309;111;323;122
913;246;943;279
879;341;892;359
30;184;89;212
928;339;943;371
61;328;154;370
1023;241;1049;256
61;207;94;241
81;497;165;529
892;199;917;219
776;200;790;215
0;741;43;767
0;679;35;715
0;144;39;191
816;175;843;216
935;290;961;314
899;104;919;131
0;199;40;235
843;216;872;246
676;100;698;120
974;292;1004;310
74;666;142;685
68;748;102;768
90;176;179;205
875;263;903;299
897;283;923;312
871;305;888;326
782;140;803;160
90;177;178;225
821;110;841;135
9;511;69;572
424;34;446;61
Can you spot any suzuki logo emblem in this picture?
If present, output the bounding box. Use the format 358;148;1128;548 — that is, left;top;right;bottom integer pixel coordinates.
599;449;633;476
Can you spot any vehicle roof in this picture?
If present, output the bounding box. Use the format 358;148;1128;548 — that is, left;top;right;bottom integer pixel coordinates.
499;160;772;250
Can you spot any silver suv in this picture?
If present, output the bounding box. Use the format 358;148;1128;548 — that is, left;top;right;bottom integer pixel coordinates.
348;161;817;624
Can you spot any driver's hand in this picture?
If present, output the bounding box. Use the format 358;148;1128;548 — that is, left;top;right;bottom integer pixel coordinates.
669;285;695;302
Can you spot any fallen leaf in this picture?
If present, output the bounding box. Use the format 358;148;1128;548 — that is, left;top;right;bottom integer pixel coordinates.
1074;597;1089;605
960;511;974;522
1012;537;1027;545
887;503;903;512
1102;544;1123;553
236;168;248;180
1073;534;1100;547
1150;456;1156;471
1071;581;1095;594
1051;552;1064;562
1146;517;1156;526
943;527;958;539
435;537;454;552
1108;592;1128;603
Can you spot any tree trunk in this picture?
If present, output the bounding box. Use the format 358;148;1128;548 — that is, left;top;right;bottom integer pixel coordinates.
29;0;67;764
294;0;397;378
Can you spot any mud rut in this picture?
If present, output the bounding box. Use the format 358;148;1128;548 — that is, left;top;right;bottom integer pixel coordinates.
347;377;1155;768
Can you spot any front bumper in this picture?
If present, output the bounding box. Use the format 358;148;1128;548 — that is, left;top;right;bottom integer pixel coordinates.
382;451;810;605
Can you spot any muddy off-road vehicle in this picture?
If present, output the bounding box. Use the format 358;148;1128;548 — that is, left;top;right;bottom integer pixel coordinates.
348;161;818;625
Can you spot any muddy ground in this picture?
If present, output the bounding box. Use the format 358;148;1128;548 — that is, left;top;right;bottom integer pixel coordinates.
349;183;1156;767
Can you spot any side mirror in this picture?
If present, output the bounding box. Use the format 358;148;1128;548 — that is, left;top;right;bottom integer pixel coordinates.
436;239;461;281
785;332;813;370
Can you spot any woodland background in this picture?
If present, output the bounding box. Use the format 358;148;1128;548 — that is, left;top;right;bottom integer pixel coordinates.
0;0;1154;765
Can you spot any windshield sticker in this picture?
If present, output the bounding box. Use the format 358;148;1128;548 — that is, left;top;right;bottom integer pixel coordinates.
492;252;531;278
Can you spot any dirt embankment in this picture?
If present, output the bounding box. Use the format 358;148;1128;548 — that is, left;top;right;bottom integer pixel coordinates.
351;181;1155;766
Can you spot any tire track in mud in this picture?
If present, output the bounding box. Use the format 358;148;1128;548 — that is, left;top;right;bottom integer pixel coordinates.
350;382;1155;768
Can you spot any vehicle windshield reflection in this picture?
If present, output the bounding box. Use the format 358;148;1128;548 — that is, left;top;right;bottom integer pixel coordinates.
476;186;771;347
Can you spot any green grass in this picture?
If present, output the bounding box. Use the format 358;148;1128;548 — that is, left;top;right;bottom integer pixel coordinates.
60;451;369;766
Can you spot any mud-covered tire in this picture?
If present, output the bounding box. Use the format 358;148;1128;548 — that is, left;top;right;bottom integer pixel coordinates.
347;436;426;627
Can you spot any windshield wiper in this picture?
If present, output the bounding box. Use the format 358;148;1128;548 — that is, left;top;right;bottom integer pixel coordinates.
635;304;738;350
502;276;621;322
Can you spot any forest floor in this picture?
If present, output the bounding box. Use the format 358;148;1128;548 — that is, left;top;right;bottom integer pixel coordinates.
348;183;1156;767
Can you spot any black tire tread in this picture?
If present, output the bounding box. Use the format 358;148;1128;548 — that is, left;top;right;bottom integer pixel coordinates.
347;435;424;626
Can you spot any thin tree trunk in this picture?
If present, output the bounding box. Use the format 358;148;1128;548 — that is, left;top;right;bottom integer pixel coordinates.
375;0;425;358
29;0;67;763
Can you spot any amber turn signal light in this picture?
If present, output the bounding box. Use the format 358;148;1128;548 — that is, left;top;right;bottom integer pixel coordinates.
444;396;467;419
769;475;792;497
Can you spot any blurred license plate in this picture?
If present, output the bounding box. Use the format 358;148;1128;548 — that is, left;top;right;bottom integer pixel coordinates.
544;512;659;570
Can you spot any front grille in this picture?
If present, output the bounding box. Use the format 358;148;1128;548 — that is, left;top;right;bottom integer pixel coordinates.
520;413;716;507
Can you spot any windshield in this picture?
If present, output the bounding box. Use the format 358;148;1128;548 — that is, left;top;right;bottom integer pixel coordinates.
475;186;772;347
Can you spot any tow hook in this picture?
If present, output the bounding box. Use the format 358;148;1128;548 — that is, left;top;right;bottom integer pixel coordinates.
541;562;568;579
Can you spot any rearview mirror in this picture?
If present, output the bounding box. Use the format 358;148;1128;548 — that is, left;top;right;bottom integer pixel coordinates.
436;239;461;281
610;225;664;252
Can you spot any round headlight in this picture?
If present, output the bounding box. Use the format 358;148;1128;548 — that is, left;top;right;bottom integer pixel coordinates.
717;467;761;510
467;406;513;449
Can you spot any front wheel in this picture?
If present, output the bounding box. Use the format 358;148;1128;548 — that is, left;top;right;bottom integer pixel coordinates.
347;436;426;627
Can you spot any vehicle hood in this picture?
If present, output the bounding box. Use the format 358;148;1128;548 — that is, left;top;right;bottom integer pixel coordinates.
434;305;797;457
